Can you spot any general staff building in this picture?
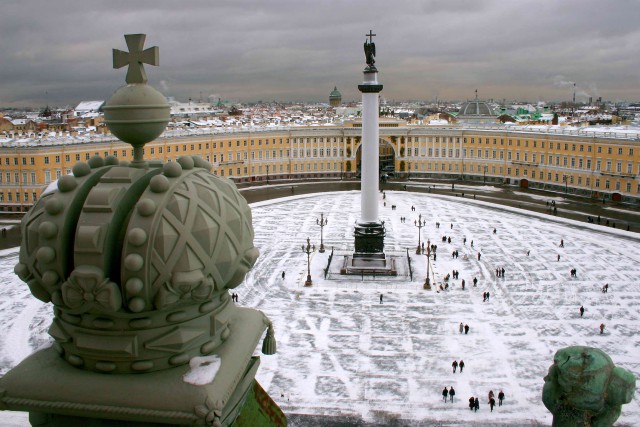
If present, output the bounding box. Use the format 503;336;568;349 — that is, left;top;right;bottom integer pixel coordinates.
1;121;639;212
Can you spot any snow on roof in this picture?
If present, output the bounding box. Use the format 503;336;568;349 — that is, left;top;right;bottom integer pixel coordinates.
74;101;104;112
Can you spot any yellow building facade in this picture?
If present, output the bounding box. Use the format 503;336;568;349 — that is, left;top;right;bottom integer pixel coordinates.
1;124;639;212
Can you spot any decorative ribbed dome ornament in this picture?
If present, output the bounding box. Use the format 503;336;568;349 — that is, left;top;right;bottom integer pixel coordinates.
2;34;284;427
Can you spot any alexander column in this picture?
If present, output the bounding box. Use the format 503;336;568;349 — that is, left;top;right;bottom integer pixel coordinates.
354;30;385;255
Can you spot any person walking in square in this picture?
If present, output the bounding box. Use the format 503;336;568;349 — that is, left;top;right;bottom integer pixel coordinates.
474;397;480;412
580;305;584;317
464;324;470;334
452;360;458;373
380;294;383;304
469;396;475;410
459;360;465;373
498;390;505;406
459;322;464;334
489;397;496;412
442;387;448;402
449;386;456;402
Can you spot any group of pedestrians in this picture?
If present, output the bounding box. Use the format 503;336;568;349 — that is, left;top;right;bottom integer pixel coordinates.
459;322;470;335
579;305;608;335
442;386;455;402
452;359;465;373
466;390;505;412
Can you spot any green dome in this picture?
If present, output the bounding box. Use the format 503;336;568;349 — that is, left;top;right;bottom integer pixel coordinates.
329;86;342;99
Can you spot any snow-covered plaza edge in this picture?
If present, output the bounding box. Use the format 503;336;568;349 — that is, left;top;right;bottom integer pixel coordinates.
0;189;638;426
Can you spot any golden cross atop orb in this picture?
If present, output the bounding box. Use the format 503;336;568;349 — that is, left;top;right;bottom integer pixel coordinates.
113;34;159;84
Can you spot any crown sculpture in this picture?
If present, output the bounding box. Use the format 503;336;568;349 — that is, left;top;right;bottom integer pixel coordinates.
1;34;284;427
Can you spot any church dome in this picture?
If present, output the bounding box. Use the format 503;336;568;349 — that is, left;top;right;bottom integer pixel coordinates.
458;100;494;116
455;100;497;125
329;86;342;107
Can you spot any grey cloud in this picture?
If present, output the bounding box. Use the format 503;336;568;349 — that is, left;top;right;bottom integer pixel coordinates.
1;0;639;107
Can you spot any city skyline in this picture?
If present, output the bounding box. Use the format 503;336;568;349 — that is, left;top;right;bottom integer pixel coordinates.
1;0;640;108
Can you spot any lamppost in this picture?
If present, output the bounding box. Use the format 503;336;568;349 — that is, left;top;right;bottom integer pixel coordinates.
424;239;431;289
414;213;426;255
563;174;568;193
315;213;328;253
340;162;343;180
301;237;315;286
483;165;488;184
266;164;269;184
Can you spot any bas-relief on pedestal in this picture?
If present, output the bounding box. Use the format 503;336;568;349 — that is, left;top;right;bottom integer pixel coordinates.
0;34;284;427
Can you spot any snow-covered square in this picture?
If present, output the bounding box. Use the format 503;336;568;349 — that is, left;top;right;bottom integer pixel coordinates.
0;190;638;426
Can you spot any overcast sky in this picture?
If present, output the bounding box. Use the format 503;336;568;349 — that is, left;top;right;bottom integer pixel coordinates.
2;0;640;108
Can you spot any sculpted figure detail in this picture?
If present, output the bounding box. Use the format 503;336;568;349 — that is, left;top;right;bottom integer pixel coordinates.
364;39;375;66
542;346;635;427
